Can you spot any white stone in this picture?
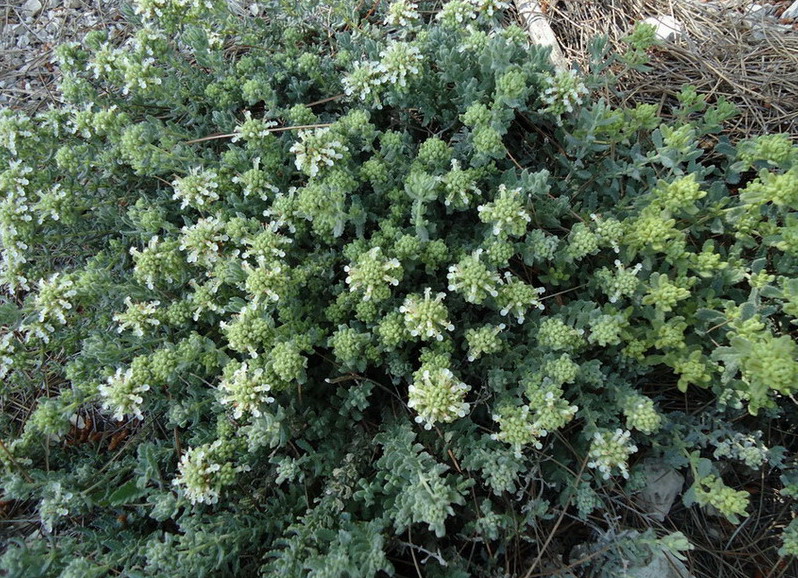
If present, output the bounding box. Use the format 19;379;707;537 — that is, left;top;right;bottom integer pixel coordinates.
571;531;694;578
784;1;798;20
627;550;694;578
21;0;43;16
642;15;683;41
637;459;684;521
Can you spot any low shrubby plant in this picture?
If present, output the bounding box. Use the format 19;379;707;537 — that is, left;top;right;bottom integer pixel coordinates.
0;0;796;575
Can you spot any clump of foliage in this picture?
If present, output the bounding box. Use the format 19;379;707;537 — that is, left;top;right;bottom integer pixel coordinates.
1;0;797;575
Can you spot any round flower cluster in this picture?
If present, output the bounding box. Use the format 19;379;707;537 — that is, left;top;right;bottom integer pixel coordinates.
472;0;510;17
672;349;714;391
376;312;409;350
491;404;543;455
27;398;73;441
575;482;602;519
436;0;479;28
270;341;307;383
98;366;151;421
690;244;728;277
440;158;481;208
376;41;423;90
642;274;693;313
416;137;452;169
290;128;348;178
243;261;285;303
524;229;560;264
654;174;706;213
495;66;527;105
737;133;796;167
495;273;545;323
188;279;224;321
524;384;578;434
622;395;662;435
726;307;766;340
164;299;192;326
536;317;585;351
461;102;492;127
130;237;185;290
587;312;627;347
477;184;531;238
586;429;638;480
172;167;220;210
220;303;274;358
566;222;599;261
460;28;490;54
231;111;278;145
539;69;589;123
172;440;248;505
393;235;421;260
446;249;500;304
661;124;696;156
218;361;275;420
385;0;420;29
399;288;455;341
35;183;78;224
118;53;163;96
233;161;280;200
242;222;292;262
422;239;450;268
344;247;403;302
465;324;505;361
483;238;515;266
741;335;798;396
149;346;178;383
179;215;229;267
624;208;683;255
26;273;77;342
651;317;688;351
472;128;505;160
594;260;643;303
408;367;471;430
779;519;798;557
114;297;161;337
542;354;580;387
329;326;372;369
342;61;383;107
694;475;749;521
0;109;34;157
742;168;798;209
590;214;623;252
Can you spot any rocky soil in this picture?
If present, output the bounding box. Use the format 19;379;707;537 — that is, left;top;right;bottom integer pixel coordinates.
0;0;124;109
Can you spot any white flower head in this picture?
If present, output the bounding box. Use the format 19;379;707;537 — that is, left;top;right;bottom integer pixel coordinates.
172;167;220;210
587;428;638;480
99;367;151;421
408;367;470;429
290;128;348;178
218;361;275;420
114;297;161;337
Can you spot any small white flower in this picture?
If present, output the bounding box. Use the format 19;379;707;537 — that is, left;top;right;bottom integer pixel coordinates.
172;167;220;210
290;128;348;178
114;297;161;337
99;367;151;421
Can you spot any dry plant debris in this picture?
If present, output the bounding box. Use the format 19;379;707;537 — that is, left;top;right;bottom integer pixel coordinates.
0;0;124;110
537;0;798;139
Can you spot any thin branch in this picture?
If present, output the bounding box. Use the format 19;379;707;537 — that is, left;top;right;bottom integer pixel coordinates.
184;122;333;145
